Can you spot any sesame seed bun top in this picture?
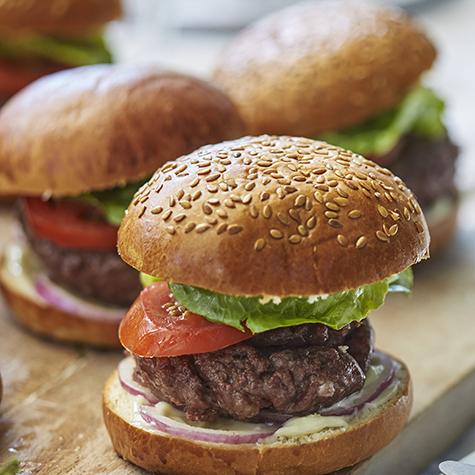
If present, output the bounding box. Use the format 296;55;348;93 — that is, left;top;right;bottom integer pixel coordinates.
0;64;245;197
0;0;122;34
212;1;436;137
118;135;430;297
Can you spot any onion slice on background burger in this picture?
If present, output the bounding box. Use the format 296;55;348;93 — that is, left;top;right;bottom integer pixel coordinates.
0;63;245;347
103;135;430;475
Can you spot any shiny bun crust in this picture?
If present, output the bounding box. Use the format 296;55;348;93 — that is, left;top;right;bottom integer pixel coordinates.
0;65;245;197
0;271;121;348
0;0;122;34
103;362;412;475
213;1;436;137
118;136;430;297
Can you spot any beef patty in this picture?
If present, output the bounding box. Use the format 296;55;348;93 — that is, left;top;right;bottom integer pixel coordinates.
133;320;374;422
383;133;458;210
19;200;142;307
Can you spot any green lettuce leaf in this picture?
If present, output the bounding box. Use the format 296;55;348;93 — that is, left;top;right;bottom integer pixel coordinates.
317;87;446;157
79;178;149;227
169;268;413;333
0;30;113;66
140;272;162;288
0;457;20;475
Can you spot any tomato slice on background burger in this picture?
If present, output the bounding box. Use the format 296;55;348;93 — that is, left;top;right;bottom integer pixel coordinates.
23;197;118;250
0;58;66;96
120;281;253;357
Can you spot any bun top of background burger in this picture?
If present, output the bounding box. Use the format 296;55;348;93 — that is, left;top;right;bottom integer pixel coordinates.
0;0;122;106
212;1;459;256
0;64;245;348
103;135;430;475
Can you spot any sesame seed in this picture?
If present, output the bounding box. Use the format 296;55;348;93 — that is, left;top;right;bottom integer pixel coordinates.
288;209;301;223
404;207;411;220
245;182;256;191
314;191;324;204
326;202;339;211
230;194;241;203
219;182;228;191
263;205;272;219
298;225;308;236
356;236;368;249
138;206;146;218
151;206;163;214
294;195;306;207
162;210;172;221
378;206;388;218
285;186;297;194
179;201;192;209
337;235;348;247
195;224;210;234
250;206;259;218
316;184;330;192
192;190;202;201
208;198;220;206
312;168;327;175
206;174;220;182
362;188;372;199
175;165;187;174
262;177;271;185
202;203;213;215
254;238;266;252
328;219;343;228
165;226;175;235
228;224;242;235
277;212;290;226
224;199;235;208
197;168;211;175
217;209;228;218
325;211;339;219
242;193;252;204
289;234;302;244
345;180;359;191
155;183;164;193
376;230;390;242
415;221;424;233
334;197;349;207
174;213;187;223
389;224;398;236
276;188;286;199
260;191;270;201
270;229;283;239
206;217;218;225
306;216;317;229
217;223;228;234
184;222;196;233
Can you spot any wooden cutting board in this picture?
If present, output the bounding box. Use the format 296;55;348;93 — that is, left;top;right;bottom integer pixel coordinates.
1;190;475;474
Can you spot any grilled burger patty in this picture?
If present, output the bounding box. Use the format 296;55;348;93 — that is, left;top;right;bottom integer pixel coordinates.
20;207;142;307
384;133;458;210
133;320;374;422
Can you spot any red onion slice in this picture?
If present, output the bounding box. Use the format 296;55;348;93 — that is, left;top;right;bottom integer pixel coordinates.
35;274;125;322
319;349;395;417
140;405;279;444
118;357;159;405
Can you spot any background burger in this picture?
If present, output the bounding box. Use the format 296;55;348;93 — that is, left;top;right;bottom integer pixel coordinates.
212;1;458;256
0;64;245;347
103;135;430;474
0;0;122;107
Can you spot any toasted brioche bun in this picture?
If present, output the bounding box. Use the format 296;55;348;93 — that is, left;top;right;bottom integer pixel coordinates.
0;242;122;347
0;0;122;34
103;359;412;475
0;64;245;197
0;280;121;347
118;136;430;297
213;1;436;137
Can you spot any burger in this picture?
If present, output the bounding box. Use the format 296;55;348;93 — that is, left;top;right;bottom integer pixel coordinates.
212;1;458;256
103;135;430;474
0;64;245;347
0;0;122;106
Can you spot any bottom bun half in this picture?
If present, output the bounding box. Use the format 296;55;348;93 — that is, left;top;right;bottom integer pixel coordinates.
0;240;123;348
103;358;412;475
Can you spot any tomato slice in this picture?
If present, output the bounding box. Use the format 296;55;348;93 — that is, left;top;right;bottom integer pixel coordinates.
0;58;66;95
23;197;118;250
119;281;253;357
